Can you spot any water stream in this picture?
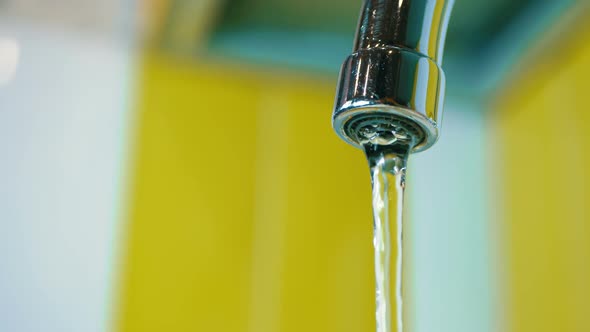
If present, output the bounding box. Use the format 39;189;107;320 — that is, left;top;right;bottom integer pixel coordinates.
357;120;417;332
364;143;410;332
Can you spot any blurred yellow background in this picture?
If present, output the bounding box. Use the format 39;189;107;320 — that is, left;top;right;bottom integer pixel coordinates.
117;57;373;332
493;18;590;330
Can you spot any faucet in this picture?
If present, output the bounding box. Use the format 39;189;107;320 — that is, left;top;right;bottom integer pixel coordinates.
333;0;454;152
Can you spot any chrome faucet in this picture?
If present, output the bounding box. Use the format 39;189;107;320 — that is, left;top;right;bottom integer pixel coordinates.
333;0;454;152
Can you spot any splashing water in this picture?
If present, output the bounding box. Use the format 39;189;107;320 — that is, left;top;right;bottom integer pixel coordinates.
357;119;418;332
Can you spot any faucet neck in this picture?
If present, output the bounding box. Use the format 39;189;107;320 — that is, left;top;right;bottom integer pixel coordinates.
353;0;454;64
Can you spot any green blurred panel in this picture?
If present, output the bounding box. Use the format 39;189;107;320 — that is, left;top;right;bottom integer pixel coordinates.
217;0;359;34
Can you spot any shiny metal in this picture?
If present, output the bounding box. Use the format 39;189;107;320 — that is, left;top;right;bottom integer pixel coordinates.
333;0;454;152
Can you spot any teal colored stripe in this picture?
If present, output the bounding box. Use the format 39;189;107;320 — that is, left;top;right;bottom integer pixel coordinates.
444;0;579;98
207;1;579;98
208;29;351;75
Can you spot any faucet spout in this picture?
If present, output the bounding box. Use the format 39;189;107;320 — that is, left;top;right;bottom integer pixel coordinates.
333;0;454;152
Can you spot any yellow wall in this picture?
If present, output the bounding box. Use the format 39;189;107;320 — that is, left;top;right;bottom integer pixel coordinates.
116;56;375;332
493;20;590;332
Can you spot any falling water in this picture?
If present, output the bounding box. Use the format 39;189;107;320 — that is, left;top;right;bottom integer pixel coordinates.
356;119;418;332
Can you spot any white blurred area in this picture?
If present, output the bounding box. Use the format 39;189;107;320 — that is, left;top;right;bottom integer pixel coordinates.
1;0;125;38
409;100;495;332
0;1;138;331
